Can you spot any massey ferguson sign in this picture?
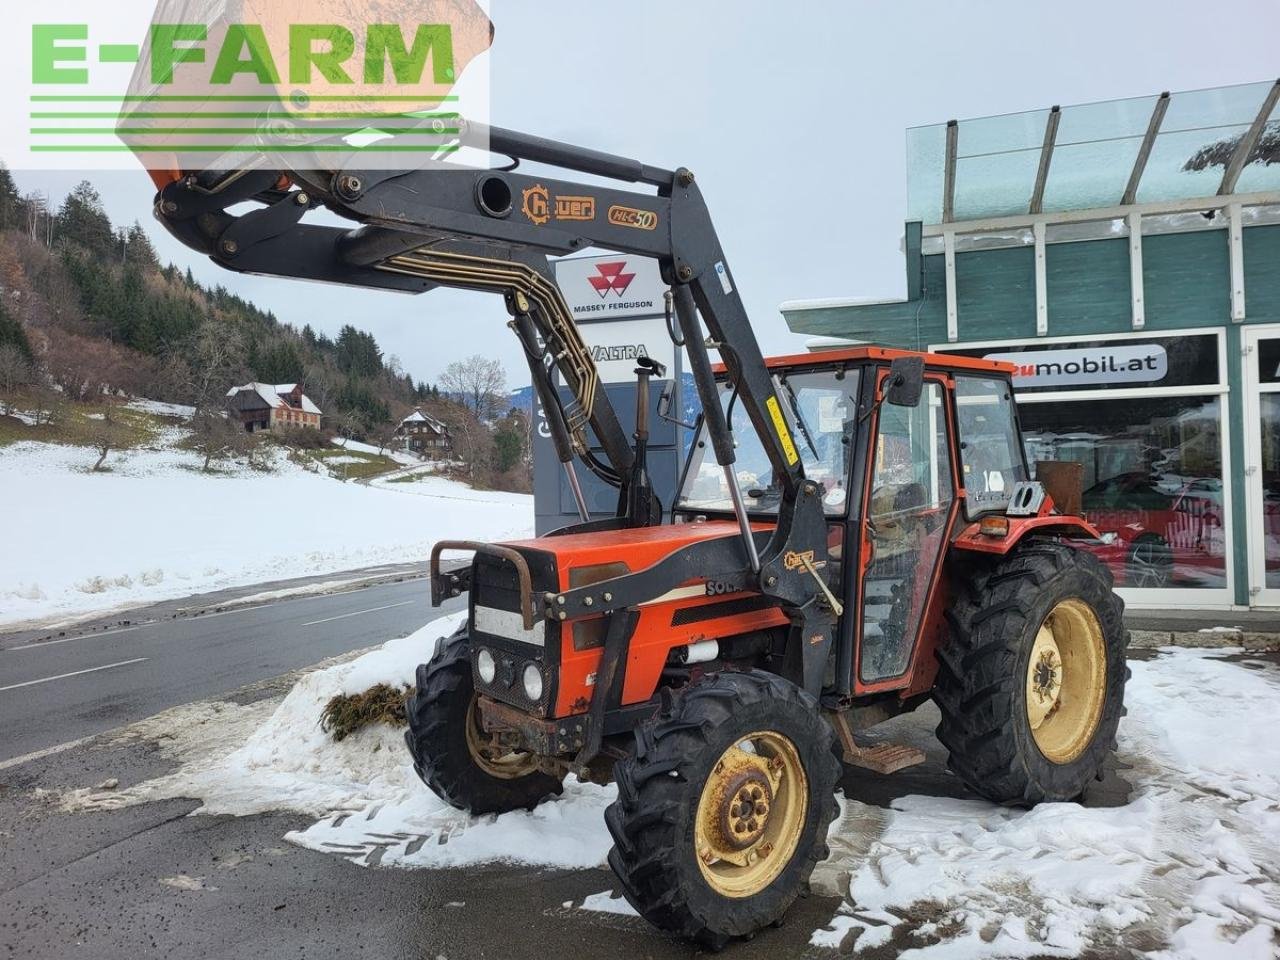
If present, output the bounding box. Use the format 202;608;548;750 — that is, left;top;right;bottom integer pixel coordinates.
553;254;668;322
985;343;1169;389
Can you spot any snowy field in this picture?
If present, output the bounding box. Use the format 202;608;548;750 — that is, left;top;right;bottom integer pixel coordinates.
0;428;531;628
57;614;1280;960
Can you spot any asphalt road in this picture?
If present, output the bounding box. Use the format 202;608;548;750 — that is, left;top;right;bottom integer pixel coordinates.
0;576;461;764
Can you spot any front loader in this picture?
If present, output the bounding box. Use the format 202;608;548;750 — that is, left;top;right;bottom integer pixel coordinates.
151;122;1128;948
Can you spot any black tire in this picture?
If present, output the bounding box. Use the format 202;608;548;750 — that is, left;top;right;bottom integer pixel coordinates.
1127;534;1173;588
935;540;1128;806
605;671;840;948
404;629;563;815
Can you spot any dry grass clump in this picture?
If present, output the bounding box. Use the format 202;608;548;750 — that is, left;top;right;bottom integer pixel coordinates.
319;683;414;741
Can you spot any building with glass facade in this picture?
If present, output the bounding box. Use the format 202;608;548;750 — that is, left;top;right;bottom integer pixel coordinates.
782;80;1280;610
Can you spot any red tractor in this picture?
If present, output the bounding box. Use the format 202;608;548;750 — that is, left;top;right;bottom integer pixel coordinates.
151;124;1127;947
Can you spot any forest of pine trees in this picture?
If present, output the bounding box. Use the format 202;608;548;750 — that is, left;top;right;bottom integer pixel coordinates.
0;167;445;436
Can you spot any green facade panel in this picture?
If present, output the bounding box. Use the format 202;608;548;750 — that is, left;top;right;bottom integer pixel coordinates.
1244;223;1280;324
1143;231;1230;329
954;247;1035;340
1043;238;1132;336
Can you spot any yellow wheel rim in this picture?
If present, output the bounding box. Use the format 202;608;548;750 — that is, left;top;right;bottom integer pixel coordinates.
694;731;808;898
1026;599;1107;765
465;699;540;780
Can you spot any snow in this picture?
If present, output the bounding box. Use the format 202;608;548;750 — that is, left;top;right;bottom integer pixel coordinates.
808;649;1280;958
331;436;420;466
125;398;196;419
0;437;531;628
50;621;1280;958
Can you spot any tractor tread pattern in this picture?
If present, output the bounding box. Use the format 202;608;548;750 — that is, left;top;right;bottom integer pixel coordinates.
605;670;840;948
404;627;563;815
934;540;1129;806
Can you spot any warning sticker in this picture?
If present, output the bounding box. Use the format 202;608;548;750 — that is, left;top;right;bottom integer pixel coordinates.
766;395;799;466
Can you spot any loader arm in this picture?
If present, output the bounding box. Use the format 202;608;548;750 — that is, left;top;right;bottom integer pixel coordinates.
151;121;838;694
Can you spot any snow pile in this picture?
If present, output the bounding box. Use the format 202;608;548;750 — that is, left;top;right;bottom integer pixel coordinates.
809;649;1280;958
0;438;531;627
64;613;617;871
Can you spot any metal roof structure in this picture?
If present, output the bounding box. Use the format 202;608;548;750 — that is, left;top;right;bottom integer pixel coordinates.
908;79;1280;225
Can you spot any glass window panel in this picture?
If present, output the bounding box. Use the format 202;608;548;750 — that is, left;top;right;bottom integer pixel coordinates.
906;123;946;224
1136;81;1275;203
1260;394;1280;589
677;369;860;517
955;376;1028;517
953;150;1040;220
951;109;1048;220
861;383;954;681
1021;396;1226;590
1041;94;1159;212
1258;338;1280;384
1234;104;1280;195
1041;138;1143;212
956;109;1050;157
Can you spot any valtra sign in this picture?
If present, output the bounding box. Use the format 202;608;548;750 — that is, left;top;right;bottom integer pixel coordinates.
985;344;1169;389
553;254;668;322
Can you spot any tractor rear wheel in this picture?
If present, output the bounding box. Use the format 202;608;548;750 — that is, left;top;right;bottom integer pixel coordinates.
935;540;1127;806
405;628;563;815
605;671;840;948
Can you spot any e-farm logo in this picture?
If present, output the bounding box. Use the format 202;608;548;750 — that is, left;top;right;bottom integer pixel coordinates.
15;2;492;171
985;344;1169;389
32;23;457;88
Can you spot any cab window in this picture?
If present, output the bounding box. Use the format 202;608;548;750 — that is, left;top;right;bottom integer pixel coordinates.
955;375;1028;518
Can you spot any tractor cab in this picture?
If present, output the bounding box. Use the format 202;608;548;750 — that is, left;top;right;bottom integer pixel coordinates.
673;346;1059;696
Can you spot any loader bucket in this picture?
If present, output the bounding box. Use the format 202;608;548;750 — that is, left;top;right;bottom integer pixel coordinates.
121;0;493;186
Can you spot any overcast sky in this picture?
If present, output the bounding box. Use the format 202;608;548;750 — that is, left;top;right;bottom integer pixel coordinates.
12;0;1279;390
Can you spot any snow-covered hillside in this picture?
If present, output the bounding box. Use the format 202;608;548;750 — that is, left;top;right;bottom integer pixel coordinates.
0;426;531;628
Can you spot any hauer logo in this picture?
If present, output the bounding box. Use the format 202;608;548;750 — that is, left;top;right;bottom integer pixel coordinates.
985;344;1169;388
588;261;635;299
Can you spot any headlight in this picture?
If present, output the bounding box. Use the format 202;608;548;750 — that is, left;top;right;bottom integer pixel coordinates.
522;663;544;701
476;648;496;684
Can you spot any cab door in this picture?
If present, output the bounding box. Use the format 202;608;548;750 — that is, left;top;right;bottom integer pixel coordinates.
855;373;958;689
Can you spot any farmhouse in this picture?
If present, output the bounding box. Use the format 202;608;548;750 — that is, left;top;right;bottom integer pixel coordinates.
396;409;450;455
225;382;322;432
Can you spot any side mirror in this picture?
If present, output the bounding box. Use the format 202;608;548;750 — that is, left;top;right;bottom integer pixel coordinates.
657;380;696;430
885;356;925;407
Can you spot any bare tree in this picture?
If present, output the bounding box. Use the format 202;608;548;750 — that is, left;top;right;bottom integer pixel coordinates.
186;320;245;412
24;191;53;248
28;385;65;427
90;411;115;471
438;402;494;482
190;407;248;472
439;355;506;421
0;343;30;412
369;419;399;457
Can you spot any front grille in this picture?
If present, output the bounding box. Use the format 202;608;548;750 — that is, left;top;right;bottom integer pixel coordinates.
670;594;777;626
469;549;558;716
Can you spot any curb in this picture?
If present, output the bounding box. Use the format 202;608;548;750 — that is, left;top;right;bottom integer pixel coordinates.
1128;628;1280;650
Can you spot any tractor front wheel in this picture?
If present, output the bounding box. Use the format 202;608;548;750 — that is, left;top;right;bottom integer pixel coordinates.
935;540;1128;806
605;671;840;948
405;628;563;815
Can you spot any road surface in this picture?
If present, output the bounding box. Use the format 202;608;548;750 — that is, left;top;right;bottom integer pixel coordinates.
0;573;458;764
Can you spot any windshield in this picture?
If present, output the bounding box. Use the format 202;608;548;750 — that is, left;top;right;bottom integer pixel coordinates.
677;368;860;516
955;375;1028;517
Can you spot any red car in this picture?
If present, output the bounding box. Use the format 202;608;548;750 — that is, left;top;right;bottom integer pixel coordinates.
1077;472;1227;588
